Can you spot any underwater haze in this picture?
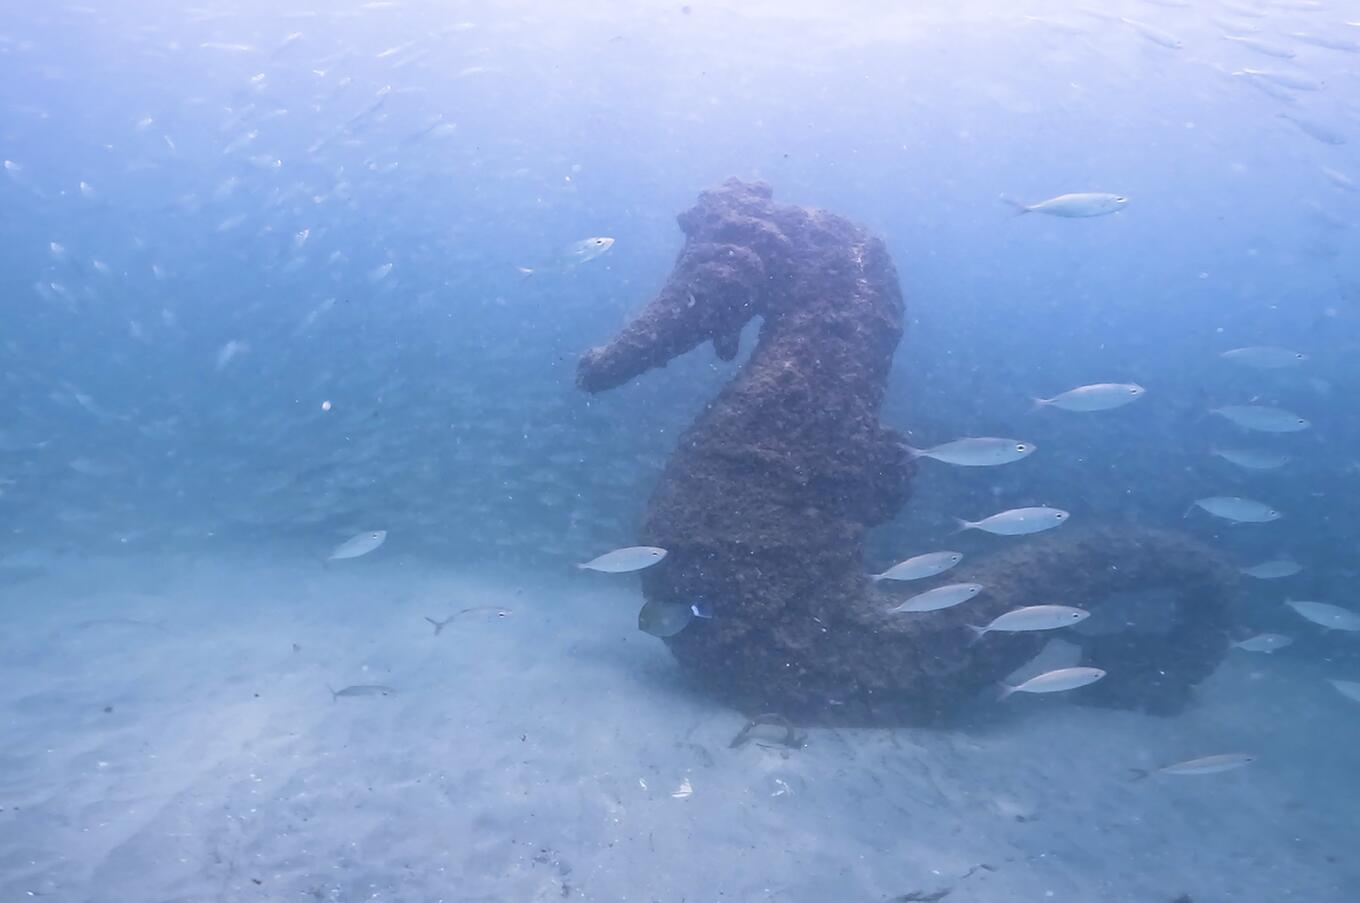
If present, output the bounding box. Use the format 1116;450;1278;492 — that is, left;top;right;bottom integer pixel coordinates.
2;0;1360;900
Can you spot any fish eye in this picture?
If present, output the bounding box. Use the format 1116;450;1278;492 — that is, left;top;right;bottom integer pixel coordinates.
1116;196;1127;202
1016;444;1027;451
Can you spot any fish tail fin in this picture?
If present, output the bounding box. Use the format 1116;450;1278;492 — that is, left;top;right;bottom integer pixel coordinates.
953;518;975;533
967;625;987;645
869;573;885;582
423;616;442;635
1129;768;1150;782
996;682;1016;701
515;266;535;278
1000;195;1031;216
904;445;925;459
326;685;338;702
1182;503;1197;519
1029;396;1050;411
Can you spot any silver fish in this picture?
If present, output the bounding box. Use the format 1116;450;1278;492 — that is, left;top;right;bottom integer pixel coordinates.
1133;753;1255;779
567;236;614;264
957;507;1069;535
425;607;513;634
1223;34;1297;59
1209;405;1310;432
1232;69;1323;91
328;530;387;560
328;684;396;700
1239;559;1302;579
1120;17;1183;49
1286;600;1360;631
1192;496;1281;523
872;550;963;582
1329;679;1360;705
638;599;693;637
907;437;1035;467
1322;166;1357;192
579;546;668;573
1288;33;1360;53
1219;346;1308;368
1004;192;1128;217
887;582;984;613
969;605;1090;640
1210;447;1290;470
1033;383;1145;411
1000;666;1105;699
1232;633;1293;653
1278;113;1347;146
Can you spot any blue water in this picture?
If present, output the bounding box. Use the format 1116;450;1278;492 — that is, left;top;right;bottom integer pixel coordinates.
2;1;1359;900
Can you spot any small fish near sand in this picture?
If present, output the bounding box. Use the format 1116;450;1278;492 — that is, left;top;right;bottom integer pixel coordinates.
1002;192;1129;217
729;713;806;750
1210;447;1290;471
579;546;668;573
1232;633;1293;653
1329;679;1360;705
906;437;1035;467
328;530;387;561
1119;16;1183;49
956;507;1069;536
1209;405;1310;433
1239;559;1302;579
1219;346;1308;369
888;582;984;614
328;684;397;700
1033;383;1145;411
1285;600;1360;632
1223;33;1297;59
638;599;695;637
566;236;615;264
1131;753;1255;780
999;666;1105;699
518;236;615;277
425;607;513;634
872;551;963;582
969;605;1090;641
1191;496;1281;524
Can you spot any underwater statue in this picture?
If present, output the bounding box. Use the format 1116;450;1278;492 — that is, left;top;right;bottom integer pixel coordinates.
579;179;1234;723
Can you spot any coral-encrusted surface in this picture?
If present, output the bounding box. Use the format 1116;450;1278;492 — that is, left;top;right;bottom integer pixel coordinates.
579;180;1233;722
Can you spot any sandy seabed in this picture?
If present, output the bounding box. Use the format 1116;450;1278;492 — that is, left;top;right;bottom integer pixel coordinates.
0;553;1356;903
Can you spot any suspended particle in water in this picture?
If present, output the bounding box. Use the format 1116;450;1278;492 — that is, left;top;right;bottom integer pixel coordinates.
321;400;332;411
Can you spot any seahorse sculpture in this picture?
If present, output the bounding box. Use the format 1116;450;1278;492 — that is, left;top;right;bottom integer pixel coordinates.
579;179;1234;723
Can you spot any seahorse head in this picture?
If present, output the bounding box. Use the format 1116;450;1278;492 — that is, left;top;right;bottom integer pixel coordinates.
578;179;793;393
